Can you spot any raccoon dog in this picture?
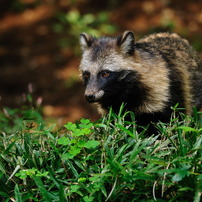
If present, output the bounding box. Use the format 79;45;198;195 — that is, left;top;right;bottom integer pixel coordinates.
79;31;202;128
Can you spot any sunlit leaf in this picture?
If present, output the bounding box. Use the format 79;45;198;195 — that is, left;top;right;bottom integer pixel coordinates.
84;140;100;149
58;137;70;145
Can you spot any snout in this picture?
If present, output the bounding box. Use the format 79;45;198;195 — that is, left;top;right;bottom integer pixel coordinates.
85;90;104;103
85;94;96;103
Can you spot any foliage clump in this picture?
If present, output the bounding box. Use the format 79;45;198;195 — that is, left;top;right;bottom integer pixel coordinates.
53;10;117;54
0;106;201;201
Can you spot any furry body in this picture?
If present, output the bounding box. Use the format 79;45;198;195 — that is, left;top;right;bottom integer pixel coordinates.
79;31;202;126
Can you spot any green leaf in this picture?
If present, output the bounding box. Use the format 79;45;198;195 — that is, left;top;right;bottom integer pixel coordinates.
68;184;83;196
26;168;37;176
15;170;27;179
77;140;87;147
172;172;186;182
62;153;75;160
16;169;37;179
79;119;93;128
80;118;91;125
83;195;95;202
73;128;85;136
64;122;77;131
58;137;70;145
178;187;193;192
177;126;197;132
70;184;80;193
14;184;23;202
89;176;100;182
84;140;100;149
81;128;92;135
69;145;81;156
172;167;190;182
78;177;87;182
3;141;16;154
36;171;49;177
117;124;134;137
192;136;202;150
62;146;81;160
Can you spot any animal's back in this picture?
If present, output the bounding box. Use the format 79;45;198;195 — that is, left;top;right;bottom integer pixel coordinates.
135;33;202;113
137;33;200;72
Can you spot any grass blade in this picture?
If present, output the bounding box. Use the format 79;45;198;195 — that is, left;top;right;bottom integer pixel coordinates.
14;184;22;202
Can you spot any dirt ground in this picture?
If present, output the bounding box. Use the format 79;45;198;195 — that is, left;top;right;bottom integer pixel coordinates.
0;0;202;124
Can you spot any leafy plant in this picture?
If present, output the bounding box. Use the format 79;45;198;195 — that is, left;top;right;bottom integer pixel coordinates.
0;105;201;201
58;118;100;160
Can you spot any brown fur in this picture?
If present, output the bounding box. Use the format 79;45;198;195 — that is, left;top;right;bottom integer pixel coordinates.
79;31;202;126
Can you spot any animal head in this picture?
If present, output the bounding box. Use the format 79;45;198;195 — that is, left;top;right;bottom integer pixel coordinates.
79;31;137;104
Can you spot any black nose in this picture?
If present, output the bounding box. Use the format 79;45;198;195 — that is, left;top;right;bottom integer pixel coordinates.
85;94;95;103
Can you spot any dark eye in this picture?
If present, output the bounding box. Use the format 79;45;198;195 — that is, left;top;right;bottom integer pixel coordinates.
101;71;110;78
83;71;90;80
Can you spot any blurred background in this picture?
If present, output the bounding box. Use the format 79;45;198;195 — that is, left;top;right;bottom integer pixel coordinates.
0;0;202;124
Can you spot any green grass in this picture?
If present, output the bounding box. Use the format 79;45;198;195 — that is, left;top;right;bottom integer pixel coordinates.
0;105;201;202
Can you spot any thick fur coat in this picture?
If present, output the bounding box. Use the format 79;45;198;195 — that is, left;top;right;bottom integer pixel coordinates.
79;31;202;126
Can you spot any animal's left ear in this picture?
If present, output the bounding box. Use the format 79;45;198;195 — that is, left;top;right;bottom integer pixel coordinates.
117;31;135;55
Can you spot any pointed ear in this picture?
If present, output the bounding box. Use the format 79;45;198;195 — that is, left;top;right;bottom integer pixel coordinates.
80;33;93;51
117;31;135;55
